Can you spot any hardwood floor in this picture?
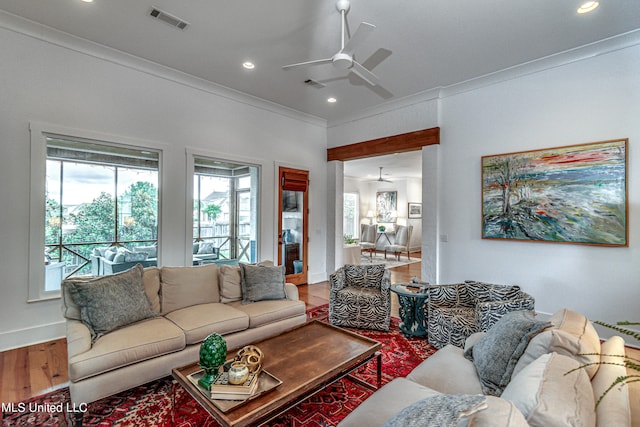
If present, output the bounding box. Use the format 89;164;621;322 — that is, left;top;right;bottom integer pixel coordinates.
0;258;420;403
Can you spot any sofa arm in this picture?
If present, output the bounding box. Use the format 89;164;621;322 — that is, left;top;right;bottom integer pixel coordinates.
475;296;535;331
284;283;299;301
66;319;92;359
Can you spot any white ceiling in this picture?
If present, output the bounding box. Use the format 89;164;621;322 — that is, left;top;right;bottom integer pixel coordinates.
344;152;422;181
1;0;639;126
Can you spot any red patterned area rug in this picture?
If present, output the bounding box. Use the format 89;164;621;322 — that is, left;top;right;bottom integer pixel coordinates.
2;305;435;427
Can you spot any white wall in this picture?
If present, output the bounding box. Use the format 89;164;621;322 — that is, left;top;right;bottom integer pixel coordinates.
328;35;640;330
438;42;640;324
0;21;327;350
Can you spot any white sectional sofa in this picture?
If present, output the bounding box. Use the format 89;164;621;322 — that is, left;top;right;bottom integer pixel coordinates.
339;308;631;427
61;262;307;405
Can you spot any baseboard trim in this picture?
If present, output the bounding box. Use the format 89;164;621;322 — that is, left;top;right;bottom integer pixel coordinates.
309;272;328;284
0;321;66;352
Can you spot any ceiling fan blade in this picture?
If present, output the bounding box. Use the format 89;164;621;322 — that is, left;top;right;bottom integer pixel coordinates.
282;58;333;70
342;22;375;56
351;60;379;86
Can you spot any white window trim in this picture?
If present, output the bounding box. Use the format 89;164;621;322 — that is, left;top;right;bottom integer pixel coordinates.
185;148;264;266
28;121;164;302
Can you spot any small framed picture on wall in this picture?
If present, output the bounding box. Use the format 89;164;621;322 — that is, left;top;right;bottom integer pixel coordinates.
408;202;422;218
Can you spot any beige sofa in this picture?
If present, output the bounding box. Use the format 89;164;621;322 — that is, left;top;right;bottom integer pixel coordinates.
339;308;631;427
61;262;307;405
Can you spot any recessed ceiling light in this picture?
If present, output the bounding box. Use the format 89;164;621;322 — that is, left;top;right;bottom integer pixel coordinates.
577;1;599;14
81;0;94;3
242;62;255;70
327;97;337;103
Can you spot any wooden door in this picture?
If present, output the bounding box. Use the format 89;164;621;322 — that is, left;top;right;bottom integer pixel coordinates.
277;167;308;285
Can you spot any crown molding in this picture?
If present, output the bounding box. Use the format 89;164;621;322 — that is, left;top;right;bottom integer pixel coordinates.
330;29;640;128
440;29;640;98
0;10;327;129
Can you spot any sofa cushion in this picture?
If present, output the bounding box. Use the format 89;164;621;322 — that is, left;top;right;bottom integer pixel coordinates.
218;261;275;303
407;344;483;395
512;328;598;379
164;303;248;345
142;267;161;312
68;316;185;382
240;263;286;304
66;265;157;341
501;352;596;427
135;245;157;259
338;378;441;427
464;310;549;396
197;242;216;254
547;308;601;378
219;265;243;303
228;299;306;329
160;264;220;314
591;336;631;426
459;396;529;427
382;394;488;427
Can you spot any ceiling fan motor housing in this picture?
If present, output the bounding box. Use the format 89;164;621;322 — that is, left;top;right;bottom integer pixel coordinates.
336;0;350;13
333;52;353;69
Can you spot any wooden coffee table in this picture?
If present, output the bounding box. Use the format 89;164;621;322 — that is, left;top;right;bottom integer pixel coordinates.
172;320;382;427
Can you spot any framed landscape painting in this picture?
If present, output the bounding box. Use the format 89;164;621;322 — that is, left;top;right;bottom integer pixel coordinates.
481;139;628;246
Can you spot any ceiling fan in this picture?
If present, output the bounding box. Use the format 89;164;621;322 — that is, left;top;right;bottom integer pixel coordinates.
282;0;380;86
374;166;392;183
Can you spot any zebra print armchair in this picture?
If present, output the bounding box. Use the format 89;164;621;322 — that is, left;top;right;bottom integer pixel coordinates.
427;281;535;349
329;264;391;331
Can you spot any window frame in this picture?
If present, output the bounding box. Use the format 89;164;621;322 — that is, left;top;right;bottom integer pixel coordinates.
29;122;163;302
186;149;262;266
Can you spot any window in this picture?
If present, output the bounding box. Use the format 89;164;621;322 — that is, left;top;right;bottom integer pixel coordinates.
30;124;160;301
193;157;259;263
343;192;360;239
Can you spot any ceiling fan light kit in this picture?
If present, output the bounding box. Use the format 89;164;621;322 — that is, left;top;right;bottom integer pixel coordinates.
282;0;380;87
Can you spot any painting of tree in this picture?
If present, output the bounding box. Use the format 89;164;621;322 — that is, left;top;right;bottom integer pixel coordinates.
481;139;627;246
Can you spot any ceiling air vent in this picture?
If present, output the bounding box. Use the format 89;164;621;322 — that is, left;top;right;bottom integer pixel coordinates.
149;7;189;30
303;79;326;89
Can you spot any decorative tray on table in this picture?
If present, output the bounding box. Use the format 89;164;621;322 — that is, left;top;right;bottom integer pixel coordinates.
187;368;282;412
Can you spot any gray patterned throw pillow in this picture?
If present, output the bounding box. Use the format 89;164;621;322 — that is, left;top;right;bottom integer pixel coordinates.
383;394;488;427
464;310;550;396
67;264;157;341
240;263;286;304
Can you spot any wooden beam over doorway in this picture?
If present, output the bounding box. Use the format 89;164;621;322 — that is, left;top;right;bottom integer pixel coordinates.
326;127;439;162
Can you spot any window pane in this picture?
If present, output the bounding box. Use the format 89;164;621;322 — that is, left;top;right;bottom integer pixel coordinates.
117;168;158;242
343;193;359;239
62;162;116;245
193;157;259;263
44;136;159;288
